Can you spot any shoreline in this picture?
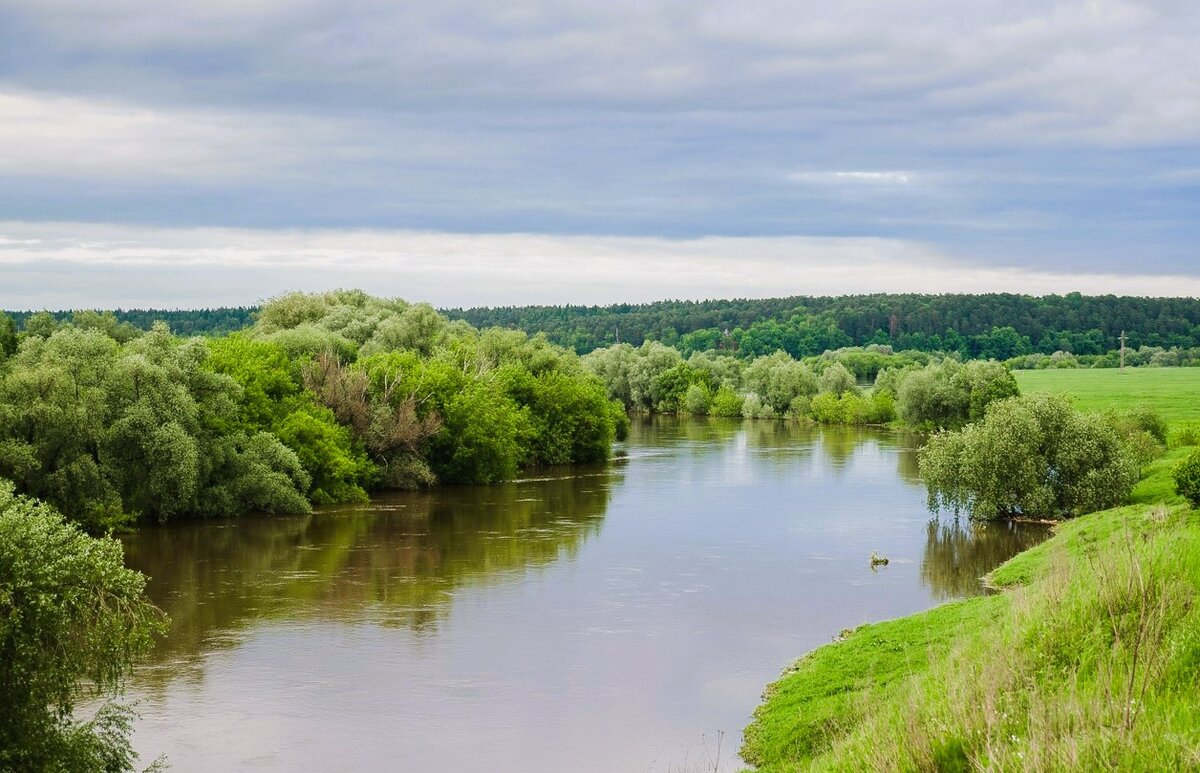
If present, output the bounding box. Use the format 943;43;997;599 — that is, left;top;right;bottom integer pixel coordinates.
740;446;1198;770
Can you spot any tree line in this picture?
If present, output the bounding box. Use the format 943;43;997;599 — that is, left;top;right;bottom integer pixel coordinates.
0;291;625;532
9;293;1200;362
581;341;1022;429
444;293;1200;357
3;307;256;338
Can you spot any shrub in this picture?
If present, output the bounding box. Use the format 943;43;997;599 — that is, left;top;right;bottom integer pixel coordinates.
1170;423;1200;449
920;393;1139;520
744;352;817;415
817;362;859;396
683;383;711;415
1126;404;1169;445
742;393;776;419
709;386;744;418
895;361;966;428
1174;448;1200;508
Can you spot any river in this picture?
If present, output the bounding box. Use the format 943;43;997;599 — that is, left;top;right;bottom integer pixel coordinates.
120;417;1045;772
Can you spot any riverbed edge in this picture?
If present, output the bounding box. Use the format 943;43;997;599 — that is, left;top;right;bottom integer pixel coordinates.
739;446;1199;771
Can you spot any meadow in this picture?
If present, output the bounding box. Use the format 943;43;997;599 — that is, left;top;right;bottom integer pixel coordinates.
1015;366;1200;425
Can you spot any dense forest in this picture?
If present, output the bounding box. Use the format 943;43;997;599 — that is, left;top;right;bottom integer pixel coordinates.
445;293;1200;357
8;294;1200;361
0;291;625;532
2;307;257;337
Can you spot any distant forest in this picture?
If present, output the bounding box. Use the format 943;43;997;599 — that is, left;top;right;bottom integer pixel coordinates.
444;293;1200;358
6;293;1200;358
3;307;257;337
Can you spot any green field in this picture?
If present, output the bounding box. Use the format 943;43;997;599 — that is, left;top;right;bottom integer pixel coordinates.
1015;367;1200;425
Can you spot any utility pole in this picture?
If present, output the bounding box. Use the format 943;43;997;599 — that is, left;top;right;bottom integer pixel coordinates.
1120;330;1126;373
615;326;620;344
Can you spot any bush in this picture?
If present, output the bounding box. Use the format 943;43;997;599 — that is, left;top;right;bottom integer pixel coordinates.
1174;448;1200;508
920;393;1139;520
817;362;858;396
1170;423;1200;449
1126;404;1169;445
896;362;969;428
742;393;776;419
0;480;165;770
683;383;711;415
709;386;744;417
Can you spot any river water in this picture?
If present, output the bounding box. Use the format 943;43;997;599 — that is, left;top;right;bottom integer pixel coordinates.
120;417;1045;772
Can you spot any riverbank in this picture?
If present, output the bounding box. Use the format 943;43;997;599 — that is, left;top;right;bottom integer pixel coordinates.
741;446;1200;770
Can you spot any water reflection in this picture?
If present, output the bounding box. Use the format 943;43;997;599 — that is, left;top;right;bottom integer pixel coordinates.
121;418;1046;773
124;466;618;664
920;518;1050;599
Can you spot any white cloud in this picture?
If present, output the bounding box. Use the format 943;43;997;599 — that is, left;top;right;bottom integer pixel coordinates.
789;170;914;185
0;91;338;180
1;222;1197;310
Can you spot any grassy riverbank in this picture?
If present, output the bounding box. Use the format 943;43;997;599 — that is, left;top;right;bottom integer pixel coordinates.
743;393;1200;769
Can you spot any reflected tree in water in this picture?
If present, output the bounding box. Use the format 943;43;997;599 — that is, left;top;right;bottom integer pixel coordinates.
123;466;619;680
919;518;1049;599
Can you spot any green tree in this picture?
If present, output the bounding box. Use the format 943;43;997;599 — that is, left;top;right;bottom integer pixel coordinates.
743;352;818;415
951;359;1019;421
1174;448;1200;508
919;394;1139;520
431;382;527;484
0;312;17;360
708;385;745;417
21;311;60;339
817;362;859;396
0;480;166;770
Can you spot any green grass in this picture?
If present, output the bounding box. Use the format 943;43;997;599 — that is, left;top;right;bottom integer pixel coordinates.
1015;367;1200;425
743;370;1200;770
740;597;1006;772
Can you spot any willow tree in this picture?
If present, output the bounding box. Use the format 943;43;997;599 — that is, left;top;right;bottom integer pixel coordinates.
0;480;166;770
919;394;1139;520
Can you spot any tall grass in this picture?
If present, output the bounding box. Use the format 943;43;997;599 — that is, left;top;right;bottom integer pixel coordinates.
746;504;1200;771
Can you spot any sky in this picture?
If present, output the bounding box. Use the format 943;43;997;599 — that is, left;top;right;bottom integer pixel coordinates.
1;0;1198;309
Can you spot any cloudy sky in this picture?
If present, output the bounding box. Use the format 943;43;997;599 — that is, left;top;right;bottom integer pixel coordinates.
1;0;1198;309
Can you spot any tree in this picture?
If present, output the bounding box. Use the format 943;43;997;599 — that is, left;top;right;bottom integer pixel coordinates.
895;361;970;429
951;359;1019;421
919;394;1139;520
0;480;166;770
743;352;818;415
1174;448;1200;508
817;362;859;396
0;312;17;359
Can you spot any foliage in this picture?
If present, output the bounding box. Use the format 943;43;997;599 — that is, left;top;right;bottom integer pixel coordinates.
444;292;1200;358
0;480;165;771
0;292;623;528
708;385;744;417
743;352;818;415
895;359;1017;429
815;361;858;396
895;361;970;429
1174;448;1200;508
0;312;19;360
920;393;1140;520
810;391;895;425
745;438;1200;771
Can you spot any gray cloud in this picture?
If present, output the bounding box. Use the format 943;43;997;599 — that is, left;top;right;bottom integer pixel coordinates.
0;1;1198;306
2;222;1198;310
